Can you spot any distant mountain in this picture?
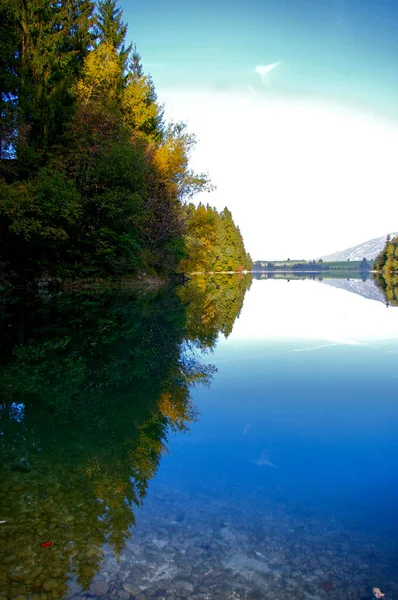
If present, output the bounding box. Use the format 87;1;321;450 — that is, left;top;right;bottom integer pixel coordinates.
319;233;398;262
319;278;386;304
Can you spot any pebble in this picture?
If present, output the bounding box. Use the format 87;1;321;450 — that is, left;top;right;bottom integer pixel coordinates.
185;547;203;559
0;483;397;600
174;580;194;598
42;579;59;591
90;581;109;596
319;556;333;568
197;586;210;593
123;582;142;596
8;571;25;582
25;565;43;580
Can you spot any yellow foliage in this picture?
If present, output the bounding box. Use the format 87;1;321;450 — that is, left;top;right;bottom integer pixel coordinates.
201;302;216;325
159;391;183;422
122;74;159;132
76;42;121;105
154;138;186;179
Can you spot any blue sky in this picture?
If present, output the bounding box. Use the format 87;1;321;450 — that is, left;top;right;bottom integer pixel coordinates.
122;0;398;117
118;0;398;259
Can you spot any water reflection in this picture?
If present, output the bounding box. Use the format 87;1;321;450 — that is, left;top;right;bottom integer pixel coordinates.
374;272;398;306
2;275;397;600
253;271;396;306
0;276;251;600
232;276;398;344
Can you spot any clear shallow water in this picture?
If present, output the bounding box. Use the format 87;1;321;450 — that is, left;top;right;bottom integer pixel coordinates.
1;277;398;600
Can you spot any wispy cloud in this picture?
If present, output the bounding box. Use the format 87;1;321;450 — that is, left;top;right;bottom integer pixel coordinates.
254;62;280;82
243;423;251;435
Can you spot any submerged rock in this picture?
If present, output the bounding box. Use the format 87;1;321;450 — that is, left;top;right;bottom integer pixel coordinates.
90;581;109;596
42;578;60;591
320;581;336;592
123;582;142;596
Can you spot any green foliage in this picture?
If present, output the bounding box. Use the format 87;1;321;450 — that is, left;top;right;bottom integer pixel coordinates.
95;0;131;71
0;170;82;278
17;0;95;162
0;0;249;286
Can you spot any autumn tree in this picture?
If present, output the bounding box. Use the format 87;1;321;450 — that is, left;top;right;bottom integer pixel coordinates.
0;0;250;286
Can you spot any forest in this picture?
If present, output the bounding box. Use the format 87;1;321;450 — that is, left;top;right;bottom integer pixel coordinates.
374;235;398;306
0;0;251;286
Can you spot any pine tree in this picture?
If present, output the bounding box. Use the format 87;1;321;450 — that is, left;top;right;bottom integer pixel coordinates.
122;47;164;140
95;0;131;71
0;0;19;163
17;0;94;162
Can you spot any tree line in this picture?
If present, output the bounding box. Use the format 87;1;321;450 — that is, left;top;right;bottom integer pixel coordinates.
0;0;251;285
374;235;398;306
180;203;252;274
374;235;398;274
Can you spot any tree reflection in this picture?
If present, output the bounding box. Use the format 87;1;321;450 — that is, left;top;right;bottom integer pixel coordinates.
0;275;251;599
176;273;252;347
374;272;398;306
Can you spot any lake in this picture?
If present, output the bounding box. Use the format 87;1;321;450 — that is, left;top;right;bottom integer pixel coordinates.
0;275;397;600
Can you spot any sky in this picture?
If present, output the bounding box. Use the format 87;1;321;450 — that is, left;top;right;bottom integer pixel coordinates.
119;0;398;260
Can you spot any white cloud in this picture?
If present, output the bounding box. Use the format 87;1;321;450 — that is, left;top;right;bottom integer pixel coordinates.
254;62;280;82
158;87;398;260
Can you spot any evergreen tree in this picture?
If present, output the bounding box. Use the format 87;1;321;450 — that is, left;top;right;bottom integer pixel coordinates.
95;0;131;71
17;0;94;164
123;47;164;139
0;0;19;163
1;0;249;286
179;204;251;274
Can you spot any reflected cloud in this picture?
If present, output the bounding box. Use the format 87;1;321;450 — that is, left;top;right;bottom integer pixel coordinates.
254;450;279;468
230;279;398;344
292;342;350;352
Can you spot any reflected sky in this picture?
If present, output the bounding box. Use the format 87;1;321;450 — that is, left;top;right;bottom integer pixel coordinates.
155;278;398;539
230;278;398;344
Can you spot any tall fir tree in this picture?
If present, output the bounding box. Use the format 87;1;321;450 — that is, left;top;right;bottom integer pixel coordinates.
95;0;131;71
0;0;19;163
17;0;94;165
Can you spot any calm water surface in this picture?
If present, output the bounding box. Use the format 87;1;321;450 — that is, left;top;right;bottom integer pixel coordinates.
1;276;397;600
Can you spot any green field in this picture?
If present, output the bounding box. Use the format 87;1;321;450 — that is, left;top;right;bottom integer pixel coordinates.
253;259;372;271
